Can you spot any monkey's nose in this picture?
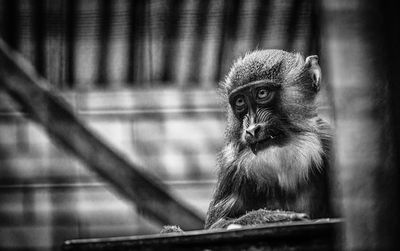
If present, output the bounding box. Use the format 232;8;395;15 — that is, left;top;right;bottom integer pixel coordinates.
245;124;260;139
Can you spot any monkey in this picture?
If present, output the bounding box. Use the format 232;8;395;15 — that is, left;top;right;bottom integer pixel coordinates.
204;49;332;229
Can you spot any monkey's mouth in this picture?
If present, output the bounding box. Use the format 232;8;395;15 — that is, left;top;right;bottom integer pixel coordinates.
248;132;282;154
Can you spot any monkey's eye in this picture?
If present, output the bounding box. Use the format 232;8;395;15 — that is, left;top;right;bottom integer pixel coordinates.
257;89;268;99
233;96;247;113
235;97;245;107
256;88;274;103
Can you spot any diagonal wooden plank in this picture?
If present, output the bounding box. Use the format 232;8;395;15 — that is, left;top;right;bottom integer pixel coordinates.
0;39;204;230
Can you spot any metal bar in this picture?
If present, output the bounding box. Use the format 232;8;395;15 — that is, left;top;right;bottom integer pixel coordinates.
215;0;242;82
33;0;45;76
187;0;210;83
65;0;77;87
96;0;112;86
160;0;183;83
1;0;20;50
0;39;204;230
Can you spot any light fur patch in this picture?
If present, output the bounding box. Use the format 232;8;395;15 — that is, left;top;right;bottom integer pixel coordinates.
222;133;324;191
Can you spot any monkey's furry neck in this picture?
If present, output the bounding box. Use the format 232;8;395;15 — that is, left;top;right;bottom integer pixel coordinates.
223;133;323;192
219;117;330;193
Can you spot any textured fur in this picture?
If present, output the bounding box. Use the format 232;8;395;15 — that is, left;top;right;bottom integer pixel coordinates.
223;129;324;191
210;209;309;229
205;49;331;229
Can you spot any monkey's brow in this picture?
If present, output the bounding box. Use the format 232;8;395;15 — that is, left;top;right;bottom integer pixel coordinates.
229;80;280;95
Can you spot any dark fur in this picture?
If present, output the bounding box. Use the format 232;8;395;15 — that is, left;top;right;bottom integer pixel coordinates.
205;50;331;229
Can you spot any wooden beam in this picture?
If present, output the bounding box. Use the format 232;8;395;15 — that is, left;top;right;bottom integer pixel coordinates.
0;39;204;230
62;219;342;251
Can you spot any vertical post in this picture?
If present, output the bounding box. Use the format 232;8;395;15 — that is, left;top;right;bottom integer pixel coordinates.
1;0;19;50
379;0;400;247
96;0;112;87
65;0;77;88
321;0;400;249
215;0;241;82
160;0;183;83
33;0;45;77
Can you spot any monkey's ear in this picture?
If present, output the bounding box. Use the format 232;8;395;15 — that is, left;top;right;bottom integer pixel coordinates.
305;55;321;91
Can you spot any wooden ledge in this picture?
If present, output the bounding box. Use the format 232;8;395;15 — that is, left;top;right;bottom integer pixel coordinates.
62;219;343;251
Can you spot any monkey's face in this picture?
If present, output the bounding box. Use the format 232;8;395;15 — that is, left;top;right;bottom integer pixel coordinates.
223;50;322;155
228;80;284;154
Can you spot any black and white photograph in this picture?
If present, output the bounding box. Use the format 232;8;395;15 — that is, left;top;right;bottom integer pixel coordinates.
0;0;399;250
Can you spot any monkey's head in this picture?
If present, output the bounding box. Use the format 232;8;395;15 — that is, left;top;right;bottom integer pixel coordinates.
220;50;325;188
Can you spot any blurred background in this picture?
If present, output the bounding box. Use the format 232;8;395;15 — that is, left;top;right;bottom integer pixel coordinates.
0;0;399;250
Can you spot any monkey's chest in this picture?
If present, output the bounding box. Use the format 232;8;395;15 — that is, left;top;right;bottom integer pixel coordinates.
239;182;320;218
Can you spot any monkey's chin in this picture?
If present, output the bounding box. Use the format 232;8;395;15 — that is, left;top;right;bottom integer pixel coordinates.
249;139;275;155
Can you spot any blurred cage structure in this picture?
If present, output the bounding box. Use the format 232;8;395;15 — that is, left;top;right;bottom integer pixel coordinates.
1;0;400;250
0;0;320;88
